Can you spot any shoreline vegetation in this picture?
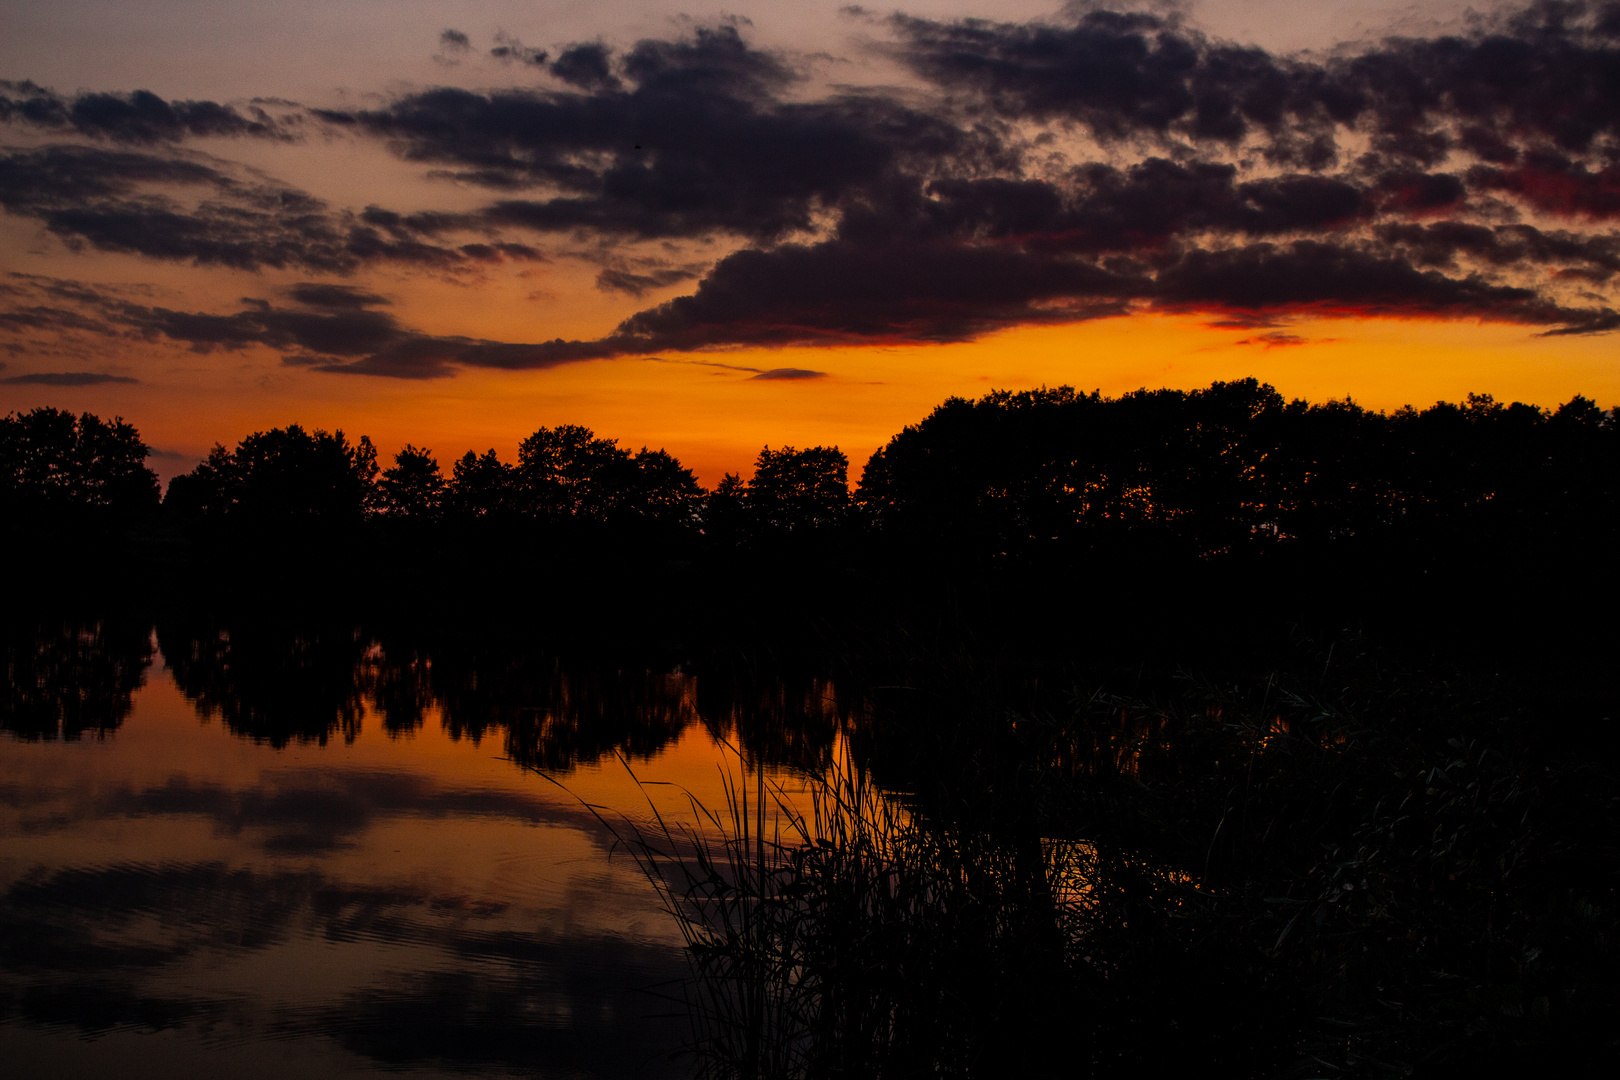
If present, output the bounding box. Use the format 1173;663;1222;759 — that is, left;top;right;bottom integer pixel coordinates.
4;378;1616;565
5;378;1618;1076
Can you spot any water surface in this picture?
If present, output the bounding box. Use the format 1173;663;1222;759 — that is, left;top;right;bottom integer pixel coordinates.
0;617;833;1079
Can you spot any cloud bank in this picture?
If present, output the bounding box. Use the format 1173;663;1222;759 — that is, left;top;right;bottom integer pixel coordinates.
4;4;1620;378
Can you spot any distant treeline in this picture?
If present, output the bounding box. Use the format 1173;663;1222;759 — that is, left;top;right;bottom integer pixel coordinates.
5;379;1618;561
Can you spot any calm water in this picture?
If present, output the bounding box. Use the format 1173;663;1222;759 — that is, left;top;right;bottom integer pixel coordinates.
0;616;836;1079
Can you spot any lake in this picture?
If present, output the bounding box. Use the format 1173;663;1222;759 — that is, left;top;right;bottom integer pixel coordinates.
0;612;837;1079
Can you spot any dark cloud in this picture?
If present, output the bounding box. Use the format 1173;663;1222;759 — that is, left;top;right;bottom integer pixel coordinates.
834;163;1371;254
888;3;1620;165
612;239;1137;348
887;9;1316;144
0;301;115;335
286;283;390;309
1;371;137;386
751;367;826;380
595;266;700;296
1234;331;1311;348
7;8;1620;375
1467;154;1620;219
0;80;298;143
0;857;686;1073
1375;221;1620;276
326;25;964;241
550;43;620;90
591;232;1614;355
0;275;624;380
490;31;549;68
458;241;545;261
83;767;606;853
0;146;525;273
619;21;795;98
311;334;623;379
1150;239;1612;329
0;144;226;206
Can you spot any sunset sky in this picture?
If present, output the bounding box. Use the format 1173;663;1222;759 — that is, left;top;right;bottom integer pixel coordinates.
3;1;1618;485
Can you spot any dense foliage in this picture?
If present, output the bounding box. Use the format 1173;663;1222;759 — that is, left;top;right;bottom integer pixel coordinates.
162;424;379;524
10;383;1615;565
0;406;159;529
856;379;1620;560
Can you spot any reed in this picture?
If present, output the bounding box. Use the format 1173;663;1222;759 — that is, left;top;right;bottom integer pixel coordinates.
579;736;1094;1080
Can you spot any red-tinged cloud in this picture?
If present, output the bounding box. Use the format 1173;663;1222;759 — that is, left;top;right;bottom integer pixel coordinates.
1469;157;1620;219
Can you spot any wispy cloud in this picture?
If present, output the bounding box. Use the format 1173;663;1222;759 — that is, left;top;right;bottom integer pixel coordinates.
1;370;138;386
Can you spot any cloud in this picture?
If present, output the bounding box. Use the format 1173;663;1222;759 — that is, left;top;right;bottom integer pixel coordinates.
751;367;826;380
7;8;1620;377
594;266;700;296
0;856;687;1073
285;283;390;309
1;371;137;385
490;31;549;68
0;146;529;273
549;43;619;90
0;80;299;143
0;275;626;380
325;25;962;242
1467;154;1620;219
612;239;1138;349
85;767;604;852
1139;238;1618;331
1233;331;1310;348
886;3;1620;164
834;163;1371;254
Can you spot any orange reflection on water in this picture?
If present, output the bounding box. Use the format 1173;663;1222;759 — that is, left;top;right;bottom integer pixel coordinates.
0;636;827;1079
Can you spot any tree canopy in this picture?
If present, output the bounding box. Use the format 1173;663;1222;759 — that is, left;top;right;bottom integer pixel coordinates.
856;379;1620;559
0;406;159;527
20;382;1616;568
164;424;378;524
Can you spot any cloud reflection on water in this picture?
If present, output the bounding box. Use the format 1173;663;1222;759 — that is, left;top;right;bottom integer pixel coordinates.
0;611;850;1078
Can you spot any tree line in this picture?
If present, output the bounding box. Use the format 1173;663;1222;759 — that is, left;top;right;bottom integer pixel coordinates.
5;379;1618;559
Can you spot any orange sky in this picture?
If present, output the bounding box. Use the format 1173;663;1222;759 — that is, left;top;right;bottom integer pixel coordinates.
5;311;1614;487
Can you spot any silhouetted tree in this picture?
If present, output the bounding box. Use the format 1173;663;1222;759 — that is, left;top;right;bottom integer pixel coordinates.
445;448;519;520
748;445;850;537
377;444;446;520
518;424;629;523
0;407;159;528
515;424;702;534
855;380;1620;563
704;472;750;546
164;424;377;525
621;447;704;534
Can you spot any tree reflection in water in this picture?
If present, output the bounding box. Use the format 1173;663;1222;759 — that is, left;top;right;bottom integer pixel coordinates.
158;613;370;748
1;613;152;740
150;612;858;777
